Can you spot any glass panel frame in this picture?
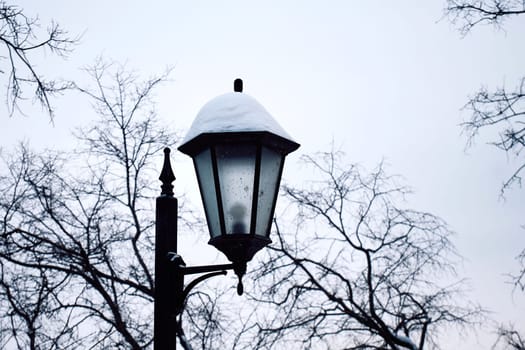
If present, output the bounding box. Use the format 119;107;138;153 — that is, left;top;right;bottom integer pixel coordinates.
194;148;222;237
255;146;284;237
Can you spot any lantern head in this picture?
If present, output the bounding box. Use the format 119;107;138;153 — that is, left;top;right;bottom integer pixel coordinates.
178;79;299;268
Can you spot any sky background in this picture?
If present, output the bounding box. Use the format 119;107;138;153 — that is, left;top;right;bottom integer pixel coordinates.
1;1;524;348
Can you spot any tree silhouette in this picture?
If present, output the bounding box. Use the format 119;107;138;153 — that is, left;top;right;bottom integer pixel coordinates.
446;0;525;289
0;61;179;349
0;1;76;118
446;0;525;35
444;2;525;348
229;151;483;349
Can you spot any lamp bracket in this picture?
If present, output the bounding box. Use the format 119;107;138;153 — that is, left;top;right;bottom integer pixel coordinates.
179;270;227;311
167;253;248;310
168;256;238;315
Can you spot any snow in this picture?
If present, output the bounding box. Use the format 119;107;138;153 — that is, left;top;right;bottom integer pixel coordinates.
392;333;418;350
180;92;296;145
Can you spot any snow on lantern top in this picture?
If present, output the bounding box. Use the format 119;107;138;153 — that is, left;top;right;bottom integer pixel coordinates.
178;79;299;156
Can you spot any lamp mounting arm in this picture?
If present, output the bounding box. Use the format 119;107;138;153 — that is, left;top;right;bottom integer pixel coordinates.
180;270;227;308
168;252;247;316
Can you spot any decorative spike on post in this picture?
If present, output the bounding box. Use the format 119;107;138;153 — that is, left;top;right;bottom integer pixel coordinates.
234;78;243;93
159;148;176;196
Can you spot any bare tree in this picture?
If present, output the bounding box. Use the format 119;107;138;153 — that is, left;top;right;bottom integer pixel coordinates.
515;249;525;291
0;1;76;118
445;0;525;35
233;151;482;350
0;61;183;349
444;0;525;193
493;324;525;350
182;289;230;350
444;0;525;292
461;78;525;194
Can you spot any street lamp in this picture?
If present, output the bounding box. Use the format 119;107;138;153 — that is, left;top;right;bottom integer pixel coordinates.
154;79;299;349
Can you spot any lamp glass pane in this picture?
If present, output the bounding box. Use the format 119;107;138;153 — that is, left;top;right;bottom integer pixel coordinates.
194;148;221;237
255;147;283;236
216;144;256;235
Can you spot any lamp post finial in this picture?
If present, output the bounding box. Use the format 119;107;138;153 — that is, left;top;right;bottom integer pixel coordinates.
159;147;175;196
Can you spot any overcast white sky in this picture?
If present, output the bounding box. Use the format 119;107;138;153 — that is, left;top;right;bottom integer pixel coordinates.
2;1;525;348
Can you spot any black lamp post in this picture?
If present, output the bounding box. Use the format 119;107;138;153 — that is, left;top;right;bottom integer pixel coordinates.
154;79;299;349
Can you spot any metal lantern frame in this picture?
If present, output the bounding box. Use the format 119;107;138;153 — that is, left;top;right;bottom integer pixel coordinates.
178;130;299;266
